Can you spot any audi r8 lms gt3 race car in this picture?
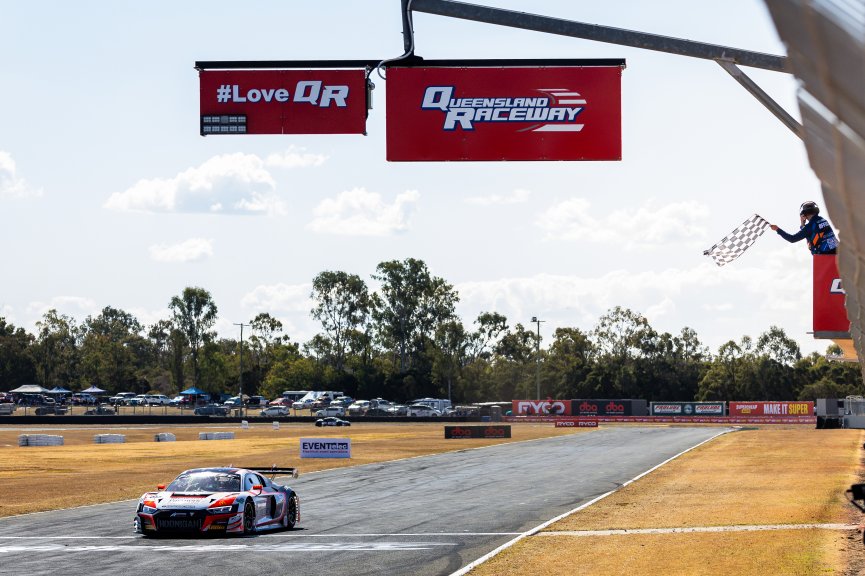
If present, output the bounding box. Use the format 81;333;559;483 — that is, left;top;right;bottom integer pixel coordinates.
134;466;300;536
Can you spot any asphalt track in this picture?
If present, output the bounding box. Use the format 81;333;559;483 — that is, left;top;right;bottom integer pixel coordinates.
0;426;727;576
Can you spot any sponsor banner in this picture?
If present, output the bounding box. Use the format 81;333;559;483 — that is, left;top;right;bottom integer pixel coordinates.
650;402;726;416
512;400;572;416
554;419;599;428
571;399;647;416
199;69;367;135
729;402;814;416
386;65;622;161
444;425;512;439
506;415;816;425
813;255;850;333
299;437;351;458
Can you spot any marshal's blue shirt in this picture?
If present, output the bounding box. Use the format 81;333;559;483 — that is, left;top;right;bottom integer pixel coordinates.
775;215;838;254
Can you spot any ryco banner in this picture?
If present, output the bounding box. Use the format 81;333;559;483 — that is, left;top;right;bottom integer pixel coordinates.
729;402;814;416
386;64;623;161
199;70;367;135
813;255;850;335
512;400;572;416
299;437;351;458
444;425;512;439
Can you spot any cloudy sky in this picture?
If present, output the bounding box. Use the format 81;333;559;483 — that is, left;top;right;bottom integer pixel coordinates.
0;1;830;355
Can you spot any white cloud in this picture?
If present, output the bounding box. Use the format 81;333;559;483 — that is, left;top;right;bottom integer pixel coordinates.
465;188;532;206
536;198;710;250
307;187;420;236
454;247;814;352
265;146;328;168
0;151;42;199
241;283;312;314
25;296;99;322
149;238;214;263
104;152;285;215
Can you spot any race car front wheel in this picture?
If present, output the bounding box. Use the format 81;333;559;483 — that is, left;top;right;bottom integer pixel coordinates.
282;495;298;529
243;500;256;534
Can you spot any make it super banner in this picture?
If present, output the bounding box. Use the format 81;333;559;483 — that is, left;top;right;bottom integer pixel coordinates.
385;65;623;161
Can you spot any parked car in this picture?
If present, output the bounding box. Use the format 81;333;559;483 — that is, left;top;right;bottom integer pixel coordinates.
128;394;148;406
0;402;16;415
292;398;317;410
146;394;171;406
247;396;268;408
315;417;350;427
311;398;332;411
315;406;346;417
109;392;137;406
347;401;370;416
334;395;354;406
364;408;391;417
195;404;229;416
387;404;409;416
408;404;441;417
260;406;290;417
268;397;293;407
84;405;115;415
71;393;98;406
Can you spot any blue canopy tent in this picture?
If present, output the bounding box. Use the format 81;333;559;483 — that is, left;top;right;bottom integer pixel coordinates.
180;386;208;407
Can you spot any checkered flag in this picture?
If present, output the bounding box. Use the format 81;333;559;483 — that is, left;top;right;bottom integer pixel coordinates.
704;214;770;267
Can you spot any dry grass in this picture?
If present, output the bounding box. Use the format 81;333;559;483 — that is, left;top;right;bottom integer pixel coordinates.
478;530;840;576
0;421;587;518
470;428;865;576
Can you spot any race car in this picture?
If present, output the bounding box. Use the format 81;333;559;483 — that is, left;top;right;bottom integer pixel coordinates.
134;466;300;536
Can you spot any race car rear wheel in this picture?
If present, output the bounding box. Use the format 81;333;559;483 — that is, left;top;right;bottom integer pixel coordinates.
282;494;298;529
243;500;256;534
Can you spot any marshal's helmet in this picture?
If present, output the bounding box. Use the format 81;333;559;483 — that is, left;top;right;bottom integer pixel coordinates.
799;201;820;217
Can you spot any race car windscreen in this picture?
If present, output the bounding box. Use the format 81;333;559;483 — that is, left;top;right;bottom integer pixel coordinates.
167;472;241;493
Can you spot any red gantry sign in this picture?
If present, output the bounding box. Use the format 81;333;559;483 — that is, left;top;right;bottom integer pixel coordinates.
813;255;850;335
386;65;623;161
199;70;367;135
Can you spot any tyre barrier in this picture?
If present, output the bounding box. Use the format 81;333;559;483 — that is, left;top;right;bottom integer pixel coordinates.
18;434;64;447
154;432;177;442
273;421;280;430
199;431;235;440
93;434;126;444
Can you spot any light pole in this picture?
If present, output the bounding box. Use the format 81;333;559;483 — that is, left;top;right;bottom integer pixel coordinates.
234;322;250;419
531;316;545;400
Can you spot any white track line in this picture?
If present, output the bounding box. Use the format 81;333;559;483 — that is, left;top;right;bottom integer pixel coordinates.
448;428;733;576
537;523;858;536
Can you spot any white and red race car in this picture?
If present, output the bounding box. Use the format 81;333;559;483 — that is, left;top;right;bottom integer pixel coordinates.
134;466;299;536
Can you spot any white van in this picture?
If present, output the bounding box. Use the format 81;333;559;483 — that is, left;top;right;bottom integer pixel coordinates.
412;398;452;413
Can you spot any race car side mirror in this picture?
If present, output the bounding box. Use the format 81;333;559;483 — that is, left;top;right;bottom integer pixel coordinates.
851;484;865;501
157;484;166;490
252;484;263;491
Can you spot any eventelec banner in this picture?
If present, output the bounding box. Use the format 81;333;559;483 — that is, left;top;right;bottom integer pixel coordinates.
199;70;367;135
386;65;623;161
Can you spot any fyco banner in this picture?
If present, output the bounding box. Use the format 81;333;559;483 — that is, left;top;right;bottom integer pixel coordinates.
199;69;367;135
512;400;572;416
386;63;623;161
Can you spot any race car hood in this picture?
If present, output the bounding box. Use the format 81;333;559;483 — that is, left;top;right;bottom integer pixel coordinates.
151;491;239;510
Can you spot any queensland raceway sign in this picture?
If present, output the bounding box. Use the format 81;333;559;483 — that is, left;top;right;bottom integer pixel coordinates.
386;65;623;161
300;438;351;459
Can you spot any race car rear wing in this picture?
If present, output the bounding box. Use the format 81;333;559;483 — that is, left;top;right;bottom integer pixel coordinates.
241;466;299;480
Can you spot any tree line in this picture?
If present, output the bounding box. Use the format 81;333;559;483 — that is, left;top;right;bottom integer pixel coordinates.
1;258;862;403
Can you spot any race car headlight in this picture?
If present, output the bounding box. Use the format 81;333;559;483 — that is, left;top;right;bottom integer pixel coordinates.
141;505;157;514
208;505;234;514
